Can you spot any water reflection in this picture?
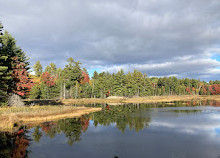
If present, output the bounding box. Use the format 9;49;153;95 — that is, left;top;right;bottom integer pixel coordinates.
0;128;30;158
33;116;90;146
92;104;151;132
1;100;220;158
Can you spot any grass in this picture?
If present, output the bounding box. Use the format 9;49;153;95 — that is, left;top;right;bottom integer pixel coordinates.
62;95;220;105
0;105;101;132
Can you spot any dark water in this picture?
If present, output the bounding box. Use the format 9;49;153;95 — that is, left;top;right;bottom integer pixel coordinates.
1;100;220;158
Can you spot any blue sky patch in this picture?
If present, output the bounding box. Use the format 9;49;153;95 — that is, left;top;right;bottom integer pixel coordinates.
87;68;101;78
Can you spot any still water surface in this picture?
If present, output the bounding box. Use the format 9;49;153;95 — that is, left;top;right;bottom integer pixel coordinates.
1;101;220;158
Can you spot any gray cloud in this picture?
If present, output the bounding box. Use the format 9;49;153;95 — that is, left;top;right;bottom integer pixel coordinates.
1;0;220;80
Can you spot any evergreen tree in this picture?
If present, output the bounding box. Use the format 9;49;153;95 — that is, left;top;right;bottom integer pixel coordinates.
0;22;9;102
124;72;134;97
29;84;41;99
91;71;99;98
33;61;43;77
141;73;153;96
92;71;98;79
0;25;32;102
112;69;125;96
45;63;57;76
61;58;82;98
132;70;144;96
95;72;107;98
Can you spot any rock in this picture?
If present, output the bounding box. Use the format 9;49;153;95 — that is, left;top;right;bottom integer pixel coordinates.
8;94;25;107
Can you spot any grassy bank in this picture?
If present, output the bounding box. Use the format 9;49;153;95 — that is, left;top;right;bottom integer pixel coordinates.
0;106;101;132
62;95;220;105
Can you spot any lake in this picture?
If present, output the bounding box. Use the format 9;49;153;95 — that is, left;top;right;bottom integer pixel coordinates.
1;100;220;158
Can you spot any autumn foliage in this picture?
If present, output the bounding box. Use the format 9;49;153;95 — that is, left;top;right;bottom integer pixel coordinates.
80;116;90;132
202;86;207;95
80;71;90;85
12;57;33;96
11;129;29;158
209;84;220;95
41;72;56;87
186;87;191;95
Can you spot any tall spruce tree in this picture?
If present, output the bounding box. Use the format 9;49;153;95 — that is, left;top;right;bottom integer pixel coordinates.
61;58;82;98
0;22;9;102
112;69;125;96
33;61;43;77
0;24;32;103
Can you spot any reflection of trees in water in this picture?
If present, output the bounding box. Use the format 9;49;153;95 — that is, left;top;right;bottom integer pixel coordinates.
200;100;220;106
173;100;220;107
92;104;152;133
172;110;202;114
0;128;30;158
90;100;220;132
33;126;43;143
29;105;153;146
29;100;220;145
0;115;91;157
56;116;90;146
34;115;91;146
57;118;83;146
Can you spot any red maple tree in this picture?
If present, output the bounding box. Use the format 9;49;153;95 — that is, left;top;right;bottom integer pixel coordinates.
80;116;90;132
41;72;56;87
209;84;220;95
12;57;33;96
186;87;191;94
80;71;90;85
11;129;29;158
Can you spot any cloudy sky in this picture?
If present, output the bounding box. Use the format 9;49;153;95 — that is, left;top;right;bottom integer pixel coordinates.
1;0;220;80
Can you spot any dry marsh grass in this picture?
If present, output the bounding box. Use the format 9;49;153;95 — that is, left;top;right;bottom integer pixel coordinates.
124;95;220;103
62;95;220;104
62;98;125;105
0;106;101;132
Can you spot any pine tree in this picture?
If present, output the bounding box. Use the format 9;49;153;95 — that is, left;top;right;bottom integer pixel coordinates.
92;71;98;79
29;84;41;99
45;63;57;76
112;69;125;96
0;22;9;102
91;71;99;98
124;72;134;97
61;58;82;98
142;73;153;96
33;61;43;77
132;70;144;96
0;24;31;103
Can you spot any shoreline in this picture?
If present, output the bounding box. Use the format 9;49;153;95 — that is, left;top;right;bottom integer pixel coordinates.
1;95;219;132
0;106;101;132
62;95;220;105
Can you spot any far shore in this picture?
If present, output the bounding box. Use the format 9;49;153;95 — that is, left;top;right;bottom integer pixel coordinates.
61;95;220;105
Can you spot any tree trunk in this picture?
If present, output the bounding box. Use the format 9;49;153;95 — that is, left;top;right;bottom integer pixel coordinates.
75;85;78;99
63;81;66;99
60;83;63;99
92;81;94;98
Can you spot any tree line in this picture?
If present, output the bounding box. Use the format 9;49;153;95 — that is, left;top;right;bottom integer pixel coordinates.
30;61;220;100
1;22;220;105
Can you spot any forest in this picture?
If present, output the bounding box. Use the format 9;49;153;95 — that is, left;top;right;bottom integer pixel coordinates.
1;22;220;106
